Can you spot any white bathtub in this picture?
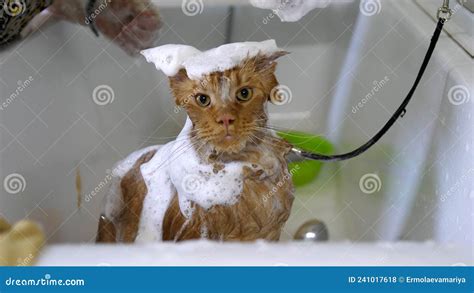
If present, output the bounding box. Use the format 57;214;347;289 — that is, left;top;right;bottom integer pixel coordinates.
0;0;472;264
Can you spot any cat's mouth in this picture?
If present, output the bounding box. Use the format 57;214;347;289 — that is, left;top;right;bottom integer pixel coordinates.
207;130;248;154
219;131;238;143
223;127;237;141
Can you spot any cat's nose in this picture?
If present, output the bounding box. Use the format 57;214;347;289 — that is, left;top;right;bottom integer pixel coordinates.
216;114;236;129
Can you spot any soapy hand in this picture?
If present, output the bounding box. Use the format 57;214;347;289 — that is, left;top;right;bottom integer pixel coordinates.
49;0;161;55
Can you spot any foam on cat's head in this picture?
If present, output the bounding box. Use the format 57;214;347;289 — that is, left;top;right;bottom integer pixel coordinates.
141;40;280;80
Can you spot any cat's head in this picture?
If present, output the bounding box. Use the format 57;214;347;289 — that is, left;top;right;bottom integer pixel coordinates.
169;51;288;154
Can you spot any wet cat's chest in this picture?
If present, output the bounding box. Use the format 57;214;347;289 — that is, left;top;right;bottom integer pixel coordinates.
110;125;295;243
161;157;294;241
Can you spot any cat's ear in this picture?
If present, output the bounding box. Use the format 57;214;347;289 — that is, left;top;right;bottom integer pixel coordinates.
240;51;288;98
253;51;289;73
169;69;192;104
169;68;190;87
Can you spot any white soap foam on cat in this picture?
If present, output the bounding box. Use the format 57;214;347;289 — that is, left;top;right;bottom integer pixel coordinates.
166;119;246;214
249;0;334;22
104;145;161;221
105;118;247;241
141;40;280;80
141;44;201;77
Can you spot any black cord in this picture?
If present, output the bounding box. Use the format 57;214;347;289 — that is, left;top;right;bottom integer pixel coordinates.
296;18;445;162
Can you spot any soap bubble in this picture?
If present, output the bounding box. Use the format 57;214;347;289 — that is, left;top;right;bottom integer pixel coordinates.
3;173;26;194
92;85;115;106
359;173;382;194
359;0;381;16
448;85;470;106
181;0;204;16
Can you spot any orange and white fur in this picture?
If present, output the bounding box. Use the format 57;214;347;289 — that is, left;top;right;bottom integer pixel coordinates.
96;51;294;243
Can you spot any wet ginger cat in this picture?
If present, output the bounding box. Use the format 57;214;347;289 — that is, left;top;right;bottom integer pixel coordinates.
97;51;294;243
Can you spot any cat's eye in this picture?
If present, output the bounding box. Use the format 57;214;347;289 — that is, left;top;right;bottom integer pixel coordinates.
195;94;211;107
236;87;253;102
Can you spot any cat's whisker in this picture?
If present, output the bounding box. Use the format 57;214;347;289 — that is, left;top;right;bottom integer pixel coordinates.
138;135;202;147
248;135;272;152
250;125;324;141
137;127;204;142
139;136;191;144
153;139;205;172
247;132;280;149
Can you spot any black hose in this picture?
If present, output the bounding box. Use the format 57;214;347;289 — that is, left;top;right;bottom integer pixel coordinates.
295;18;445;162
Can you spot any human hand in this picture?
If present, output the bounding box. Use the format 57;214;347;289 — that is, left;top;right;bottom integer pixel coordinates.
49;0;161;55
